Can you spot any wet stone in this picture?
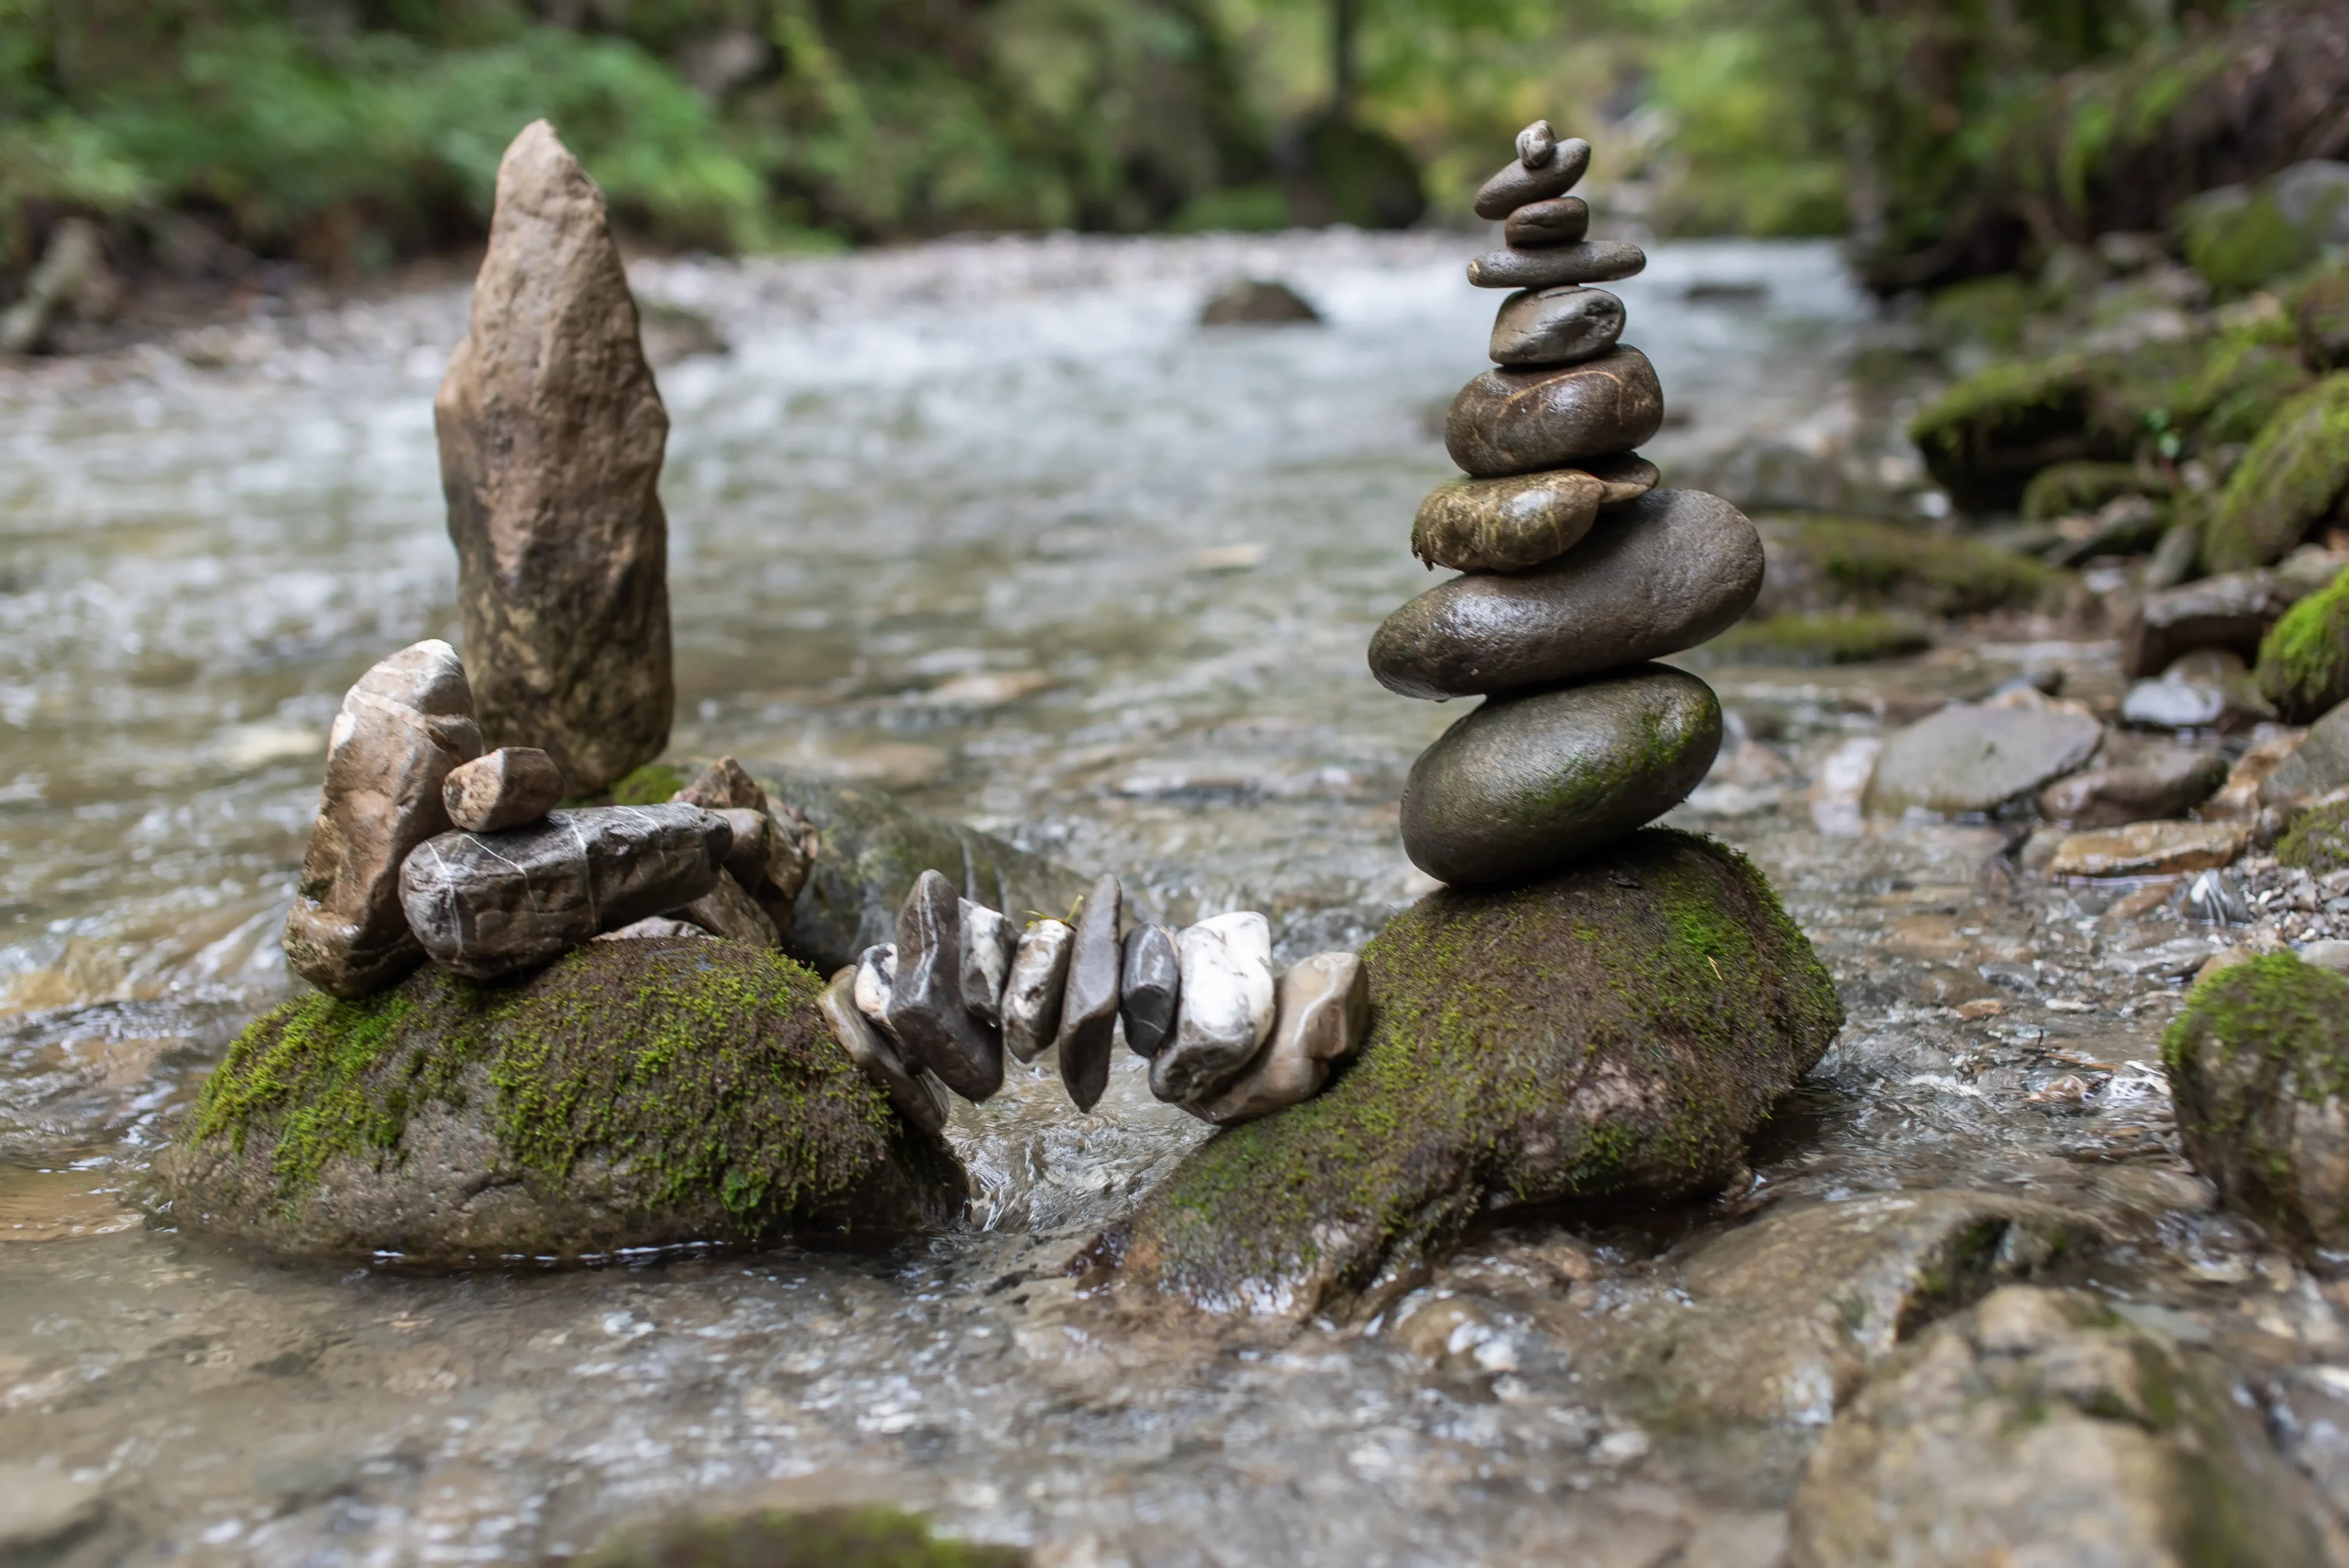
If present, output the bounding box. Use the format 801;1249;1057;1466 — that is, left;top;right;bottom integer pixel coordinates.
1200;279;1318;326
283;640;483;998
1401;664;1723;886
1862;702;2104;817
1467;240;1647;291
854;943;897;1033
713;807;771;890
441;746;563;833
1192;951;1370;1126
820;968;950;1137
959;899;1014;1026
1151;912;1277;1106
1473;136;1592;218
672;869;779;947
1002;918;1073;1062
2265;701;2349;808
1055;873;1123;1112
675;756;765;811
2038;748;2229;827
1120;924;1181;1058
398;804;729;980
1444;347;1665;478
1413;469;1602;573
1373;489;1763;700
2121;567;2294;678
1502;196;1588;248
2047;820;2247;878
1489;286;1625;368
884;869;1002;1102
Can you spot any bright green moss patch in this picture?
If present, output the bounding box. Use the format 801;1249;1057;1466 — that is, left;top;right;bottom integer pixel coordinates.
2277;802;2349;875
609;762;686;806
2256;563;2349;724
2021;461;2153;522
1760;515;2061;617
576;1504;1026;1568
1701;612;1932;667
2202;375;2349;574
1908;355;2097;512
1101;830;1843;1318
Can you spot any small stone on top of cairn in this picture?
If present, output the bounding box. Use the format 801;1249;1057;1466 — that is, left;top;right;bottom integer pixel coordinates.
1370;121;1764;887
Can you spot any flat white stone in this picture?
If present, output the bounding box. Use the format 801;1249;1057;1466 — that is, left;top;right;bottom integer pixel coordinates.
1001;919;1073;1061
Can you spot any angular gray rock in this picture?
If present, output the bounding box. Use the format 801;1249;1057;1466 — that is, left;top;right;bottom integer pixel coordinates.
1444;347;1665;478
1502;196;1588;247
1371;489;1763;700
284;641;483;998
1120;924;1180;1058
398;804;729;979
434;119;673;795
442;745;563;833
2037;747;2228;827
1400;665;1722;885
1150;912;1276;1106
2120;568;2295;678
884;869;1002;1102
820;968;950;1137
2265;700;2349;807
1466;240;1647;290
1055;874;1124;1112
1489;286;1625;367
1192;951;1369;1126
1472;137;1592;218
958;899;1014;1026
1863;702;2104;817
1002;919;1072;1062
672;869;779;947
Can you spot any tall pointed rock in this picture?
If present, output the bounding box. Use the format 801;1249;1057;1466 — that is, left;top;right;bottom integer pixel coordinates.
435;119;673;795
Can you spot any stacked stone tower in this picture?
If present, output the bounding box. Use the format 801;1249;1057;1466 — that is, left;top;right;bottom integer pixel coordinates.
1370;122;1765;885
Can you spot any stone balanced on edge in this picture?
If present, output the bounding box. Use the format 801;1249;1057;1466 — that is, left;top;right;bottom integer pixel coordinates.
1370;121;1764;884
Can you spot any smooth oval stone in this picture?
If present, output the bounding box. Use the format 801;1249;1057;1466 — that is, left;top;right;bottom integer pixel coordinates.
1588;453;1661;504
1414;469;1603;573
1504;197;1589;247
1400;666;1723;885
1445;347;1664;478
1054;873;1123;1112
1468;241;1646;291
1474;138;1592;218
1490;286;1624;366
1371;489;1762;700
1120;924;1180;1058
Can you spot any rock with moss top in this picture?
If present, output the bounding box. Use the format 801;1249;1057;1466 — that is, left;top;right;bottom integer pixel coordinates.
2279;801;2349;874
1083;830;1841;1320
2257;563;2349;721
577;1504;1025;1568
2019;460;2158;522
154;938;965;1261
1694;611;1931;667
2165;950;2349;1254
1751;516;2063;620
2201;375;2349;574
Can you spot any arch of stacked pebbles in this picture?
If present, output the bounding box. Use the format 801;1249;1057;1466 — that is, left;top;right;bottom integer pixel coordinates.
1370;121;1765;885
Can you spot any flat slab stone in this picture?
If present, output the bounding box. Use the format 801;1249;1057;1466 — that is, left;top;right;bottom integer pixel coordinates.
1473;138;1591;218
1502;196;1589;247
1401;664;1723;886
1445;347;1664;477
885;869;1002;1102
1466;240;1647;290
1489;286;1625;367
2049;820;2248;878
2038;748;2228;828
1371;489;1763;700
1863;702;2104;817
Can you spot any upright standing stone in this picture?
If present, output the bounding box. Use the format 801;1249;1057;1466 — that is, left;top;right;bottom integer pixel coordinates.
435;119;672;795
1055;874;1123;1112
1120;924;1181;1058
886;869;1003;1102
284;641;483;998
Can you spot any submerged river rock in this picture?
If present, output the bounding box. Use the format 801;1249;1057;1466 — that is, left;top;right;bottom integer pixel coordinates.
154;939;965;1261
1093;831;1841;1319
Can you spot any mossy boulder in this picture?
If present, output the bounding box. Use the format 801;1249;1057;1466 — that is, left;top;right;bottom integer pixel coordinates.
577;1504;1023;1568
1753;515;2063;619
1084;830;1842;1320
2201;374;2349;574
1908;355;2103;512
2297;264;2349;371
2178;164;2349;294
154;939;967;1261
2256;563;2349;722
2279;801;2349;874
2019;459;2155;521
1700;611;1932;666
2164;951;2349;1255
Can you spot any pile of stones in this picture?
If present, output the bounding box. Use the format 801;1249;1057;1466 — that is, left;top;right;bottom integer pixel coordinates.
825;872;1370;1129
1369;122;1764;883
283;640;817;999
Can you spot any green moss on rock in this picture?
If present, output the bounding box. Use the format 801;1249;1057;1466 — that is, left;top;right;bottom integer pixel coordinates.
155;939;965;1261
2020;461;2154;522
1699;612;1932;667
2256;563;2349;723
576;1504;1025;1568
2296;264;2349;372
2202;374;2349;574
2164;951;2349;1255
609;762;688;806
1089;830;1843;1320
1756;515;2063;619
2277;801;2349;874
1909;355;2100;512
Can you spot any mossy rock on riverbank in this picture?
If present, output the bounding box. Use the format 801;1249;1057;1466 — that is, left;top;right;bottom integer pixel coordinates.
2203;375;2349;574
1909;355;2105;512
577;1504;1024;1568
154;939;967;1261
1753;515;2063;619
1085;830;1843;1320
2256;563;2349;722
2164;951;2349;1255
1696;611;1932;667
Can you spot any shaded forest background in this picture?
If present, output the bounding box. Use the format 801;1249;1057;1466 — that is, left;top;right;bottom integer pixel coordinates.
2;0;2346;300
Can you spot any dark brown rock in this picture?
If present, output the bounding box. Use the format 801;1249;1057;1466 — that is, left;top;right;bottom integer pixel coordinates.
441;745;563;833
1055;873;1123;1112
1198;279;1318;325
1400;665;1723;885
1371;489;1762;699
1120;924;1180;1058
434;119;673;795
399;804;730;979
1472;138;1592;218
1444;347;1664;477
885;869;1003;1102
1502;196;1588;248
672;868;779;948
677;756;764;811
1466;241;1647;291
1488;286;1624;367
2037;747;2228;827
283;641;483;998
820;967;950;1137
713;807;771;890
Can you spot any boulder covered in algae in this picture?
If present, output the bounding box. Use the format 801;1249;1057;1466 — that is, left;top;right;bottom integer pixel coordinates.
1084;830;1842;1318
154;938;965;1262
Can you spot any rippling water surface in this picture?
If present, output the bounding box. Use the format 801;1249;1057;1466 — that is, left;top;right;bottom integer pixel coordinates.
2;233;2296;1566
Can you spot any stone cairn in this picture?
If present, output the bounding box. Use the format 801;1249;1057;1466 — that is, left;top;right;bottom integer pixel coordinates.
1369;122;1765;884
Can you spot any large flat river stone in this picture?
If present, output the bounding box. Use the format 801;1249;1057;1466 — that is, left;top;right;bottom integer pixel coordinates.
1371;489;1763;700
1444;347;1664;478
1864;702;2104;817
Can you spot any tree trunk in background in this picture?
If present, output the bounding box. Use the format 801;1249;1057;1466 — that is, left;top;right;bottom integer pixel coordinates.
1332;0;1357;121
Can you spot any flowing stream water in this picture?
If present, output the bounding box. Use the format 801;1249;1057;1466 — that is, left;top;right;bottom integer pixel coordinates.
0;231;2331;1566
